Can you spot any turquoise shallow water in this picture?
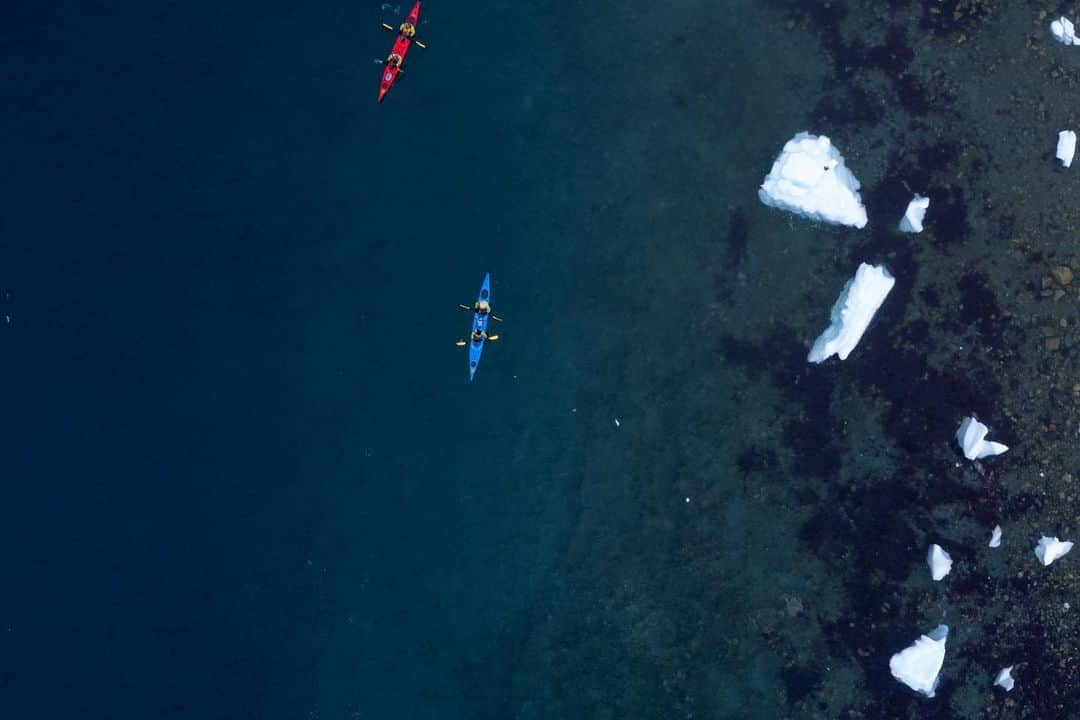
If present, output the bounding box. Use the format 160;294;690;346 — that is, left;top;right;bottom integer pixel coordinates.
5;1;1080;718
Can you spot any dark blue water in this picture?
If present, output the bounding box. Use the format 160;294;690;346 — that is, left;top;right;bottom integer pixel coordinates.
2;2;616;717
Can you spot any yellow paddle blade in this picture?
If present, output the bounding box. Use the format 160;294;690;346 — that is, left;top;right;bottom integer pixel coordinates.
455;340;467;347
487;335;500;341
459;304;472;311
382;23;394;31
414;40;427;49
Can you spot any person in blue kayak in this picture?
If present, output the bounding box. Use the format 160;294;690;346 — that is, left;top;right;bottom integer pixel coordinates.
475;299;491;315
456;328;499;347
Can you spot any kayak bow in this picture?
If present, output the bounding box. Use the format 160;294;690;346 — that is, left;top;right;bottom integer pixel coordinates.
378;1;422;103
468;273;491;381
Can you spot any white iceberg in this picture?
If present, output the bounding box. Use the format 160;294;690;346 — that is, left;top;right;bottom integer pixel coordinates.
1058;131;1076;168
1052;17;1078;45
928;544;953;581
899;194;930;233
889;625;949;697
807;263;895;363
989;525;1002;548
994;666;1015;692
759;132;868;228
955;417;1009;460
1035;536;1073;566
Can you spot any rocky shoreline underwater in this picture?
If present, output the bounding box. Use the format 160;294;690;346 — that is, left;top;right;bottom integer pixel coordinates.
727;1;1080;717
525;2;1080;718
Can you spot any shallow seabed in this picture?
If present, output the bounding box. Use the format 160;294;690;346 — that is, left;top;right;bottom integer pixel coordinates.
520;1;1080;719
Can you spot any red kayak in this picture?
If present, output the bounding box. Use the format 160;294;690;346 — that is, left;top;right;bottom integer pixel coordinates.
378;1;425;103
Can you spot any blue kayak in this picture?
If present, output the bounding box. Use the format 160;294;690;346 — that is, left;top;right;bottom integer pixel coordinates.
468;273;491;381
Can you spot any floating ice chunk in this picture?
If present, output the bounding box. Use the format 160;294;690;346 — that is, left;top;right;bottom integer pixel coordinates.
994;666;1015;692
989;525;1002;548
955;417;1009;460
807;263;894;363
899;194;930;233
928;544;953;581
889;625;949;697
1035;536;1074;566
1058;131;1077;168
759;132;868;228
1051;17;1078;45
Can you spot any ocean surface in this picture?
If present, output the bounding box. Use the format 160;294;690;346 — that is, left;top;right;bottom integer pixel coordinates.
4;1;1080;718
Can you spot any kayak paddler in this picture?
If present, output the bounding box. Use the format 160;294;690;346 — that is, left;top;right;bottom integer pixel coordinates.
400;21;416;37
456;329;498;347
387;52;403;68
458;301;502;322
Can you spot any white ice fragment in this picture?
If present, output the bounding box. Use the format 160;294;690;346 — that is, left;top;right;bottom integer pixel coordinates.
989;525;1002;548
955;417;1009;460
614;418;620;427
1058;131;1077;168
889;625;949;697
899;194;930;233
1051;17;1078;45
994;666;1015;692
807;263;895;363
928;544;953;581
1035;536;1074;566
759;132;868;228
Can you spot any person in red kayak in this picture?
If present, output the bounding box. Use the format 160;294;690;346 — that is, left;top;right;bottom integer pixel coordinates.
400;21;416;37
386;52;403;68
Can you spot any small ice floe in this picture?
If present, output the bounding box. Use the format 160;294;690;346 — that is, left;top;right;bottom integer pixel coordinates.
1034;536;1074;566
807;263;895;363
889;625;949;697
899;194;930;233
955;417;1009;460
928;544;953;581
614;418;620;427
1057;131;1076;168
989;525;1002;548
1051;16;1078;45
994;666;1015;692
758;132;868;228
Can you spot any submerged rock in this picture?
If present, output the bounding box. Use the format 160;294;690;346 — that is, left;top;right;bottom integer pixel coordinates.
1051;17;1078;45
899;194;929;233
1035;536;1074;566
927;544;952;581
1051;265;1074;286
759;133;868;228
1058;131;1076;167
889;625;949;697
807;263;895;363
989;525;1002;548
995;666;1015;692
955;417;1009;460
